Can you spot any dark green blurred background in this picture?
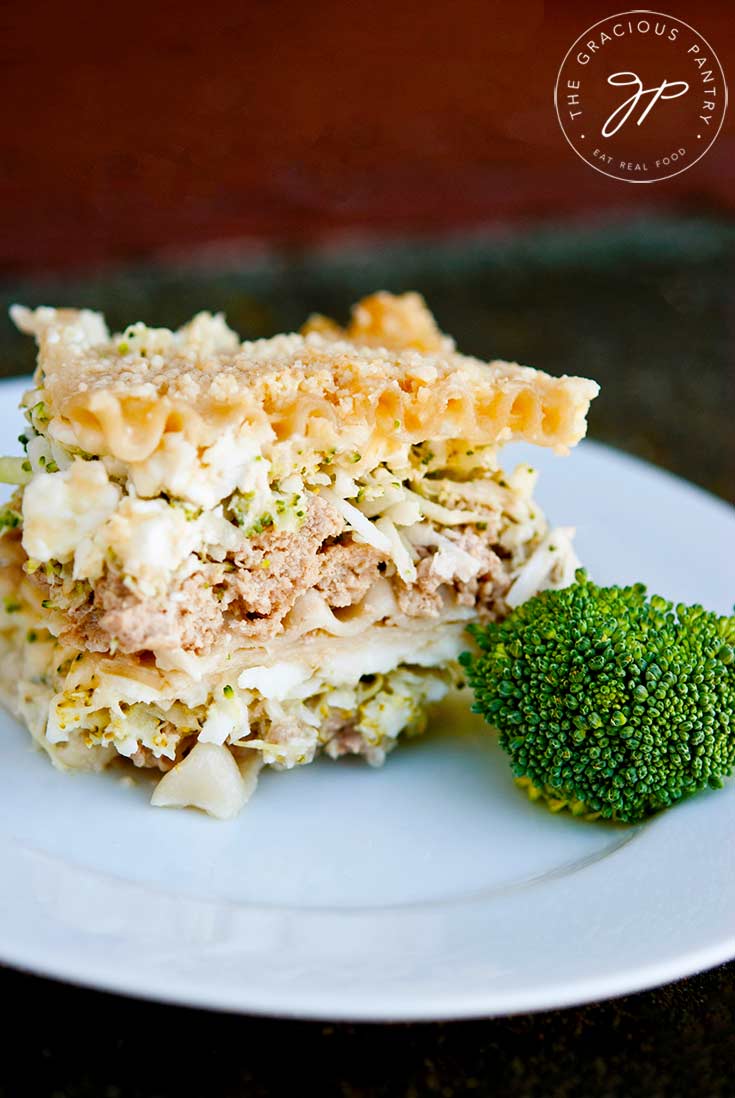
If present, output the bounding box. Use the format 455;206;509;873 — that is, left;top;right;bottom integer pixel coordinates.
2;217;733;502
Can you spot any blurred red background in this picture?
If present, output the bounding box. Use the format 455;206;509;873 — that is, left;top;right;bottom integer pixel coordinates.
1;0;733;276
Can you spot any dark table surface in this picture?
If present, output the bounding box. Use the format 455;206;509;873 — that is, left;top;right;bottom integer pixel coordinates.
0;216;733;1097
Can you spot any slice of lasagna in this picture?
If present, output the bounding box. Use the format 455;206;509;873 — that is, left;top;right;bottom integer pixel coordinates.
0;293;598;817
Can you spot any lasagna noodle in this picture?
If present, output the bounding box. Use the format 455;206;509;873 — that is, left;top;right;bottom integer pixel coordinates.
11;294;598;465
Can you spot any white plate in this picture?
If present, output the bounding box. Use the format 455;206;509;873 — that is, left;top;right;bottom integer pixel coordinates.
0;376;733;1021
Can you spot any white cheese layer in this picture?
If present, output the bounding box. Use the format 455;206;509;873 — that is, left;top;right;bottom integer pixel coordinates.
22;459;121;562
128;427;268;510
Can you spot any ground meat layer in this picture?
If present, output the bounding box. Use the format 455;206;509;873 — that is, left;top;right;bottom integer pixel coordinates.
30;498;512;657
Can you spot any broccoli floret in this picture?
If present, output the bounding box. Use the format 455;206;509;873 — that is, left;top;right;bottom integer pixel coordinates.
460;570;735;824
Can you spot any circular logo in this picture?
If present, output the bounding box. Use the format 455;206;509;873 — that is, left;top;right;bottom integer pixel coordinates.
555;10;727;182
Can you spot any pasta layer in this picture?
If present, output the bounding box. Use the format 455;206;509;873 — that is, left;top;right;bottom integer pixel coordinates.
11;293;598;465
